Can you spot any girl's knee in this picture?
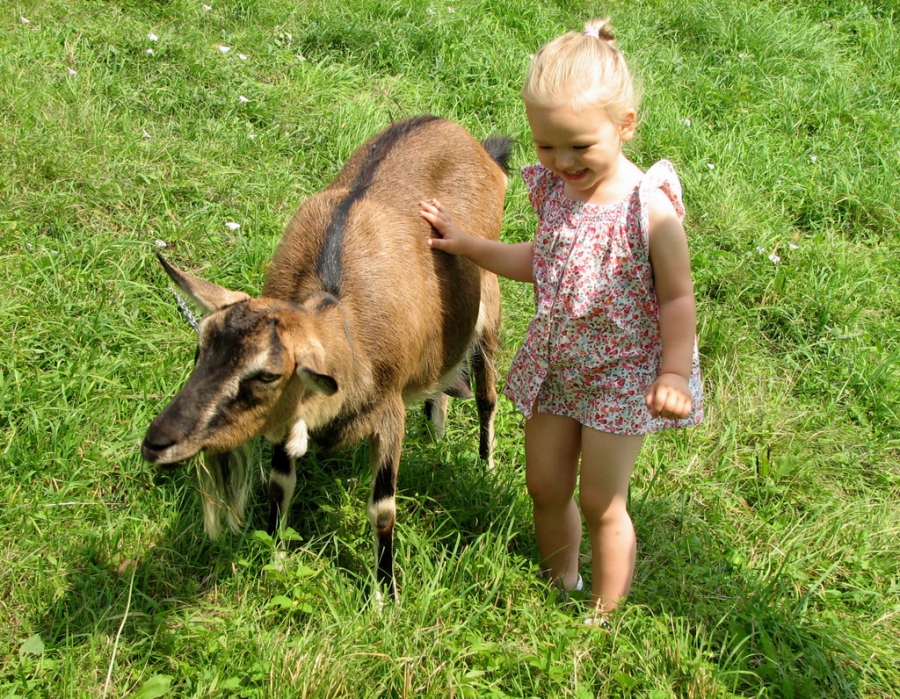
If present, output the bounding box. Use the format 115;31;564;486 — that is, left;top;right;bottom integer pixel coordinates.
580;495;630;529
526;472;575;507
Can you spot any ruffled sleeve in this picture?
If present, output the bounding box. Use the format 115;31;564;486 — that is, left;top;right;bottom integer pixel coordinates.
638;160;685;244
521;164;554;219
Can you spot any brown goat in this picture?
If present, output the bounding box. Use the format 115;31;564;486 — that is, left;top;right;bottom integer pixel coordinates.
142;116;510;598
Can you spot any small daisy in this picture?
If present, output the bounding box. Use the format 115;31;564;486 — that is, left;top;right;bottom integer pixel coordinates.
67;67;77;76
756;246;766;255
706;163;715;170
238;95;249;103
682;118;692;127
225;222;240;231
809;155;818;163
148;32;159;42
789;243;800;250
238;53;248;61
219;45;230;53
20;16;31;24
768;253;781;264
202;3;212;9
147;48;155;55
154;239;168;248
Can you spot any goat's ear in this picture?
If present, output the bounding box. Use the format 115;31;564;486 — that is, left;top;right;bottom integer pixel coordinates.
295;342;338;396
298;368;338;396
157;252;250;313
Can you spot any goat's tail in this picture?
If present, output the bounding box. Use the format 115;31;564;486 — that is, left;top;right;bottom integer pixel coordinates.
196;445;254;539
481;135;514;174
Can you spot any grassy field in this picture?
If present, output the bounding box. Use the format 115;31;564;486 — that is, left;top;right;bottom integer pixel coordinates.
2;0;899;696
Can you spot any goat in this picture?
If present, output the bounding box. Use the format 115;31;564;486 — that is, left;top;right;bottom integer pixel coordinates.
141;116;510;598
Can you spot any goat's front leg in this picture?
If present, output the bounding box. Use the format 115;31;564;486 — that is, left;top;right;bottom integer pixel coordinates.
267;441;296;534
367;398;405;600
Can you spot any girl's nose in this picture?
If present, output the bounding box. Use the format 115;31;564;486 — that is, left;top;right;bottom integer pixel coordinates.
556;151;576;169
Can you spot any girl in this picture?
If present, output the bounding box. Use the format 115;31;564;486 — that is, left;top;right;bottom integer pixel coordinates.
420;17;702;621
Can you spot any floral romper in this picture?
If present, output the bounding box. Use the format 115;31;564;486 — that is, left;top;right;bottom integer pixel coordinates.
504;160;703;435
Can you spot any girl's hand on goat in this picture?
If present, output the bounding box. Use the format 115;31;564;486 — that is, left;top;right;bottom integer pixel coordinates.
644;373;692;419
420;199;472;256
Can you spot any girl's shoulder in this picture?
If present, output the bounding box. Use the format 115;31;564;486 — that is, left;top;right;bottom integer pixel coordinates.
521;163;558;193
521;163;562;215
638;160;685;222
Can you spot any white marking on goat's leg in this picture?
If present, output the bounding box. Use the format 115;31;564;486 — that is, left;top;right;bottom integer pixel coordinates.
285;419;309;458
474;301;488;335
268;442;296;534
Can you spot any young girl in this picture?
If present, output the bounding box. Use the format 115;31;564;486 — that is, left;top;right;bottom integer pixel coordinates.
420;18;702;621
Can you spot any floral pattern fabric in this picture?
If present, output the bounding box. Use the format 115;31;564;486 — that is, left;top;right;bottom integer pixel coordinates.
503;160;703;435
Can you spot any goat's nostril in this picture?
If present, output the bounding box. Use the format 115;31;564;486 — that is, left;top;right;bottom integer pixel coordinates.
141;434;177;462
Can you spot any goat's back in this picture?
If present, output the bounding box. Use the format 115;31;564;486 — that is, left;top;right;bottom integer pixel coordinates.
263;116;506;399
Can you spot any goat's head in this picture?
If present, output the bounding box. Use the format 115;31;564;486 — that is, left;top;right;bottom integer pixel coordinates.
142;255;338;465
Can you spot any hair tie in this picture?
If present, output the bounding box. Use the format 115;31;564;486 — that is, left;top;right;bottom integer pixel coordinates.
583;29;600;39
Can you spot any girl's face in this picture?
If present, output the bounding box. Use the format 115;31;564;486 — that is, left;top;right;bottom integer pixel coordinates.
525;101;636;203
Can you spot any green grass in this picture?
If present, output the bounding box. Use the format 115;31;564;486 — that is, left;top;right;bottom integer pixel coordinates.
2;0;899;696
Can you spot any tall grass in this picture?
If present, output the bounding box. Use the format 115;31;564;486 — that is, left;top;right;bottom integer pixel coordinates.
2;0;898;696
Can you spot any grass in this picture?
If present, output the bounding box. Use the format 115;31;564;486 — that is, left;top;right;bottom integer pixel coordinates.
2;0;899;696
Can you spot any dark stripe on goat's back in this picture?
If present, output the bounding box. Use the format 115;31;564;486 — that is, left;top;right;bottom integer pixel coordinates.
315;116;442;297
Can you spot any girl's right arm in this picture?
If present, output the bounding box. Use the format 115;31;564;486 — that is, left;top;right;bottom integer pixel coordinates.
419;198;534;283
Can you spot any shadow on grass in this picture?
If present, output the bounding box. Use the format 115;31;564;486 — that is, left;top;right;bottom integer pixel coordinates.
35;401;522;656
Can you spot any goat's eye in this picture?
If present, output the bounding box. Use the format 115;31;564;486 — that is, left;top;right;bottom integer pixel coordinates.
252;371;282;384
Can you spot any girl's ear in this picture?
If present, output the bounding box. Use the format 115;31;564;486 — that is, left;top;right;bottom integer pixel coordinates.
619;109;637;141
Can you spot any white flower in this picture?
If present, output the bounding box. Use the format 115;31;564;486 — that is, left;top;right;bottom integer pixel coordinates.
219;45;230;53
248;133;257;140
706;163;715;170
682;118;692;127
738;53;748;59
238;53;248;60
756;246;766;255
67;67;77;76
768;253;781;264
789;243;800;250
154;239;168;248
148;32;159;42
448;6;455;12
20;16;31;24
427;7;436;14
238;95;249;103
296;54;306;61
147;48;155;55
809;155;817;162
202;3;212;9
142;129;151;138
225;221;240;231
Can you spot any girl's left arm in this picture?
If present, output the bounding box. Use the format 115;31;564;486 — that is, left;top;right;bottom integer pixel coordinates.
645;189;697;420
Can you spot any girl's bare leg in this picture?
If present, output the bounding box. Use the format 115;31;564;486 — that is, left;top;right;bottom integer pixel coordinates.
578;428;644;613
524;411;583;591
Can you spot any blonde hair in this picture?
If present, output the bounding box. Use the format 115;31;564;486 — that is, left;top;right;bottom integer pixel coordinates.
522;17;639;125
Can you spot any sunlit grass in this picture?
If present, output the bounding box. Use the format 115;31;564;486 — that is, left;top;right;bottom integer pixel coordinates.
2;0;898;696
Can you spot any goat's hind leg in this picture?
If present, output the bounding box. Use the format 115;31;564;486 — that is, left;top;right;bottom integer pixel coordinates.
267;442;296;535
473;283;500;468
